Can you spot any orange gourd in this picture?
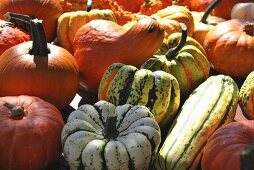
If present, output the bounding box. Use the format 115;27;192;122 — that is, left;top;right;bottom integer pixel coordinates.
0;0;63;42
73;17;164;92
202;120;254;170
115;0;143;12
203;19;254;77
0;18;79;109
0;95;64;170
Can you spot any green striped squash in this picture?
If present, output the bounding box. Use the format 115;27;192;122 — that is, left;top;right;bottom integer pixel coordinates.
141;24;210;98
239;71;254;120
61;101;161;170
154;75;239;170
98;63;180;128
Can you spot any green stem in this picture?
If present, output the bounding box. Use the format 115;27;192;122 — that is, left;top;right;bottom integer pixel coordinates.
200;0;221;24
240;142;254;170
4;12;35;33
3;103;26;119
165;23;187;59
103;115;119;140
86;0;92;12
29;19;50;56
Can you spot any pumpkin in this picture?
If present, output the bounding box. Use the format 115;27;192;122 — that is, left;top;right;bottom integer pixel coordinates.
191;0;225;45
57;9;117;53
0;95;64;170
0;0;63;42
73;17;164;93
139;0;172;16
202;120;254;170
0;18;79;109
57;0;136;25
98;63;180;128
152;5;195;37
239;71;254;120
189;0;251;20
141;24;210;98
203;18;254;77
0;19;30;56
231;2;254;20
154;75;239;170
61;100;161;169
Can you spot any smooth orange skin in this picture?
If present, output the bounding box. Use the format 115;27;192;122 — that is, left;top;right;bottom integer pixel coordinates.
0;95;64;170
202;120;254;170
0;0;63;42
73;18;164;92
0;42;79;109
203;19;254;77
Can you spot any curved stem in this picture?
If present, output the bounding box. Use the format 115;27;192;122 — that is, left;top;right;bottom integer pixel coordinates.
103;115;119;140
165;23;187;59
86;0;92;12
241;142;254;170
29;19;50;56
200;0;221;24
3;103;26;119
4;12;35;33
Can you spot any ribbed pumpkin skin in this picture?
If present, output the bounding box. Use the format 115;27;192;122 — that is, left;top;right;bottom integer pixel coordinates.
0;42;79;109
98;63;180;127
202;120;254;170
57;9;117;53
0;95;64;170
152;5;194;37
61;100;161;170
154;75;239;170
73;17;164;92
142;32;210;98
239;71;254;120
203;19;254;77
0;0;63;42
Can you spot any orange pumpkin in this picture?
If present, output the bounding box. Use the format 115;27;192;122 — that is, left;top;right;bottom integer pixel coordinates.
73;17;164;92
115;0;143;12
0;18;79;109
0;95;64;170
202;120;254;170
203;19;254;77
0;19;30;56
0;0;63;42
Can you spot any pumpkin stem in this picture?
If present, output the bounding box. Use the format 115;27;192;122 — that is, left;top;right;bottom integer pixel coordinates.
29;19;50;56
3;103;26;120
4;12;35;33
243;22;254;36
103;115;119;140
86;0;92;12
165;23;187;59
200;0;221;24
240;142;254;170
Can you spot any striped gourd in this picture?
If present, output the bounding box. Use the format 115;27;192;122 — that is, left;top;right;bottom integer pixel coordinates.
98;63;180;128
141;24;210;98
154;75;239;170
61;100;161;170
239;71;254;119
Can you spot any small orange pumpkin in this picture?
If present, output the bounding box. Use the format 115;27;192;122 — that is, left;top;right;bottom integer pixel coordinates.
73;17;164;92
203;18;254;77
0;95;64;170
0;18;79;109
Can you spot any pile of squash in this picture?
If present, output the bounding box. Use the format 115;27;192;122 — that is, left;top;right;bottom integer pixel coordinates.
0;0;254;169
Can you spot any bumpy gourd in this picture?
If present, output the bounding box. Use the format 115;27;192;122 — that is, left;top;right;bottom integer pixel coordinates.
98;63;180;128
61;100;161;170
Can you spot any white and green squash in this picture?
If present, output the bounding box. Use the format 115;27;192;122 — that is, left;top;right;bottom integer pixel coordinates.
154;75;239;170
61;100;161;170
98;63;180;128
